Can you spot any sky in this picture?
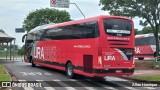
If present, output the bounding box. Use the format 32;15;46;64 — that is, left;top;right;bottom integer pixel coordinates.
0;0;142;47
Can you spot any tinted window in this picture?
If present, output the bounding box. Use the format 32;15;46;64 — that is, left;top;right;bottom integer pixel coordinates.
25;29;45;50
26;33;34;40
27;29;45;41
104;19;132;36
135;36;156;46
34;29;45;40
42;21;99;40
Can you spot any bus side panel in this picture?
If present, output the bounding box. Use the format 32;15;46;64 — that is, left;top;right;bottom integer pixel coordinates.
32;38;98;74
134;45;155;58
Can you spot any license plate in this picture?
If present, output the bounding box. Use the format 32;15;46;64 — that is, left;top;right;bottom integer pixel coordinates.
116;70;122;73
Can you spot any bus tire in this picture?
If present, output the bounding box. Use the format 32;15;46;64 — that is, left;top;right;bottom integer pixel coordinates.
154;52;156;57
31;59;36;67
29;56;32;63
138;57;144;60
66;62;74;78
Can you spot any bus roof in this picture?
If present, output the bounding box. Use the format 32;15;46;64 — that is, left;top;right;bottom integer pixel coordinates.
135;33;154;38
135;33;160;38
28;23;55;33
47;15;133;29
28;15;132;33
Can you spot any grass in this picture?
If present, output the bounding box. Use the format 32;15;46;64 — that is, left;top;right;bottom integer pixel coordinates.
130;75;160;81
0;64;11;81
135;60;155;70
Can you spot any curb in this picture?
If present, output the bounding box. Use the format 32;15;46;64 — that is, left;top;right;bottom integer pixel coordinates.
4;66;18;81
0;65;18;90
121;76;160;84
4;66;12;81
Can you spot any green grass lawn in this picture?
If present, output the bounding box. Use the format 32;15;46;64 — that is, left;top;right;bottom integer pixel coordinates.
130;75;160;81
0;64;11;81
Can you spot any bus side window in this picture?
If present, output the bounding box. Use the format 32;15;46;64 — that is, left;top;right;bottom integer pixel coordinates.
42;28;63;40
41;21;99;40
32;29;45;41
135;36;156;46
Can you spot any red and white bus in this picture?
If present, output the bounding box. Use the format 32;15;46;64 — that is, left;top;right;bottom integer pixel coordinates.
135;33;158;60
22;15;134;78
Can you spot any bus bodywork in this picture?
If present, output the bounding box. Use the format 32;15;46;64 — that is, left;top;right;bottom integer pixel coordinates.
135;33;158;60
22;15;134;78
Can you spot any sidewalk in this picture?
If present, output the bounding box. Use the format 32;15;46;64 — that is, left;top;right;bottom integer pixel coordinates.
0;58;23;64
133;70;160;76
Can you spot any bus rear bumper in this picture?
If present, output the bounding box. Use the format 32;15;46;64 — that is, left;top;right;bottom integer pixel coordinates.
92;72;134;77
92;68;134;77
74;68;134;77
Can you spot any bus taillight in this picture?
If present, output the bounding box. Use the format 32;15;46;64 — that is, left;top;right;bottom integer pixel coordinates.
98;56;102;66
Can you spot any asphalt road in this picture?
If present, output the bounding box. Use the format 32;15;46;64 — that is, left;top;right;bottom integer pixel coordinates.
1;60;160;90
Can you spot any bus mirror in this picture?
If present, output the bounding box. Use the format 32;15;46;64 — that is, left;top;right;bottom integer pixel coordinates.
22;34;27;43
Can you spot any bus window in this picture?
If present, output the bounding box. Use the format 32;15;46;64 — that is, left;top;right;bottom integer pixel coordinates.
104;19;132;36
135;34;157;60
135;36;156;46
42;21;99;40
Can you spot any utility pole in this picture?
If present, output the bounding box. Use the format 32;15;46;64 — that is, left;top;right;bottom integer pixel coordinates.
70;3;85;19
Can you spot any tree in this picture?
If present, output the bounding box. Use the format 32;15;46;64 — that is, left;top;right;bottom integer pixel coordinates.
134;29;139;35
99;0;160;57
0;29;5;33
23;8;71;32
141;26;153;34
18;45;25;56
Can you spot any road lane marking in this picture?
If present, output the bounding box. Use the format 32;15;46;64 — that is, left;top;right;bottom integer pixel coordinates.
109;81;138;90
112;77;157;90
18;80;34;90
44;72;52;75
125;87;139;90
53;79;61;81
84;78;118;90
36;80;44;81
65;87;76;90
18;79;27;81
44;87;56;90
20;72;52;76
105;76;128;81
69;79;78;81
36;80;57;90
95;83;118;90
24;87;34;90
70;79;96;90
81;87;95;90
108;80;138;90
104;77;138;90
144;87;156;90
52;79;76;90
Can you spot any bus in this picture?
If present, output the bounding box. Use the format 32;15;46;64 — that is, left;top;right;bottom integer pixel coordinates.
135;33;158;60
22;15;135;78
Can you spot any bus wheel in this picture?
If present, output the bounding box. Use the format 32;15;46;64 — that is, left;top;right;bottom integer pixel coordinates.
66;62;74;78
31;59;36;67
138;57;144;60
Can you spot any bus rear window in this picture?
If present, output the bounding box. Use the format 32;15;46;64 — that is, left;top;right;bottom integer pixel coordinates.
104;19;132;36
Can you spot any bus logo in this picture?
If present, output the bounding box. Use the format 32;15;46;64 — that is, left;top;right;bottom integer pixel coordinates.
34;47;44;59
104;56;115;60
135;47;140;54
